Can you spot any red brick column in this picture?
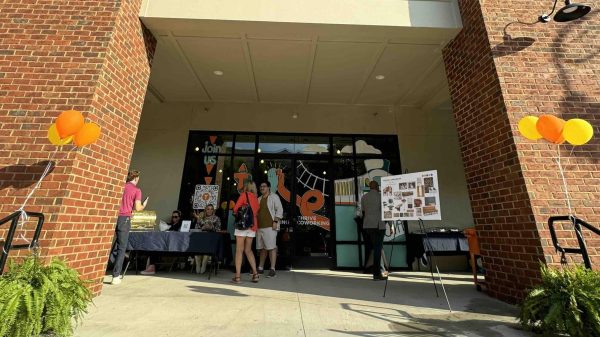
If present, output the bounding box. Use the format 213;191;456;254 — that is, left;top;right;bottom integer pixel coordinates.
0;1;155;294
443;0;600;302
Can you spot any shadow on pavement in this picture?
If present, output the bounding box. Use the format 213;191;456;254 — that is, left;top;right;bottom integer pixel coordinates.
330;303;528;337
137;269;518;317
187;285;248;297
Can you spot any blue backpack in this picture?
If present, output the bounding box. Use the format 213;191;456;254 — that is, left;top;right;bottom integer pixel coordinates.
234;192;254;230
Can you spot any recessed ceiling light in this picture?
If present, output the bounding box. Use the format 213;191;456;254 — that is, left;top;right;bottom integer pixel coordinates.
375;75;385;80
257;148;262;153
213;70;224;76
194;147;200;152
323;171;327;175
264;170;268;174
292;112;299;119
336;149;341;154
219;169;223;173
260;159;265;164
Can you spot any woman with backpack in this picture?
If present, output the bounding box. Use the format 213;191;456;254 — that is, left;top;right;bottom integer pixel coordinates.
232;181;260;284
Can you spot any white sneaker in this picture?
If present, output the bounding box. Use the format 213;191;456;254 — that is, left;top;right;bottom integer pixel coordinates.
111;276;122;285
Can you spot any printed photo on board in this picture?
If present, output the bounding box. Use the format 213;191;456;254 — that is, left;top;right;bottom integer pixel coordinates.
383;185;393;196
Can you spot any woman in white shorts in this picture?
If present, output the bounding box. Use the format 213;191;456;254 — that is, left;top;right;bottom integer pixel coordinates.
232;182;260;283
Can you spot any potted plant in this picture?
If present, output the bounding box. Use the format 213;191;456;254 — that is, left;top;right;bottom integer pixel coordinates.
0;253;92;337
519;264;600;337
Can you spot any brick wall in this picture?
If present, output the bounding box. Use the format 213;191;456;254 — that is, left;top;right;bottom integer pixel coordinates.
444;0;600;303
0;1;154;294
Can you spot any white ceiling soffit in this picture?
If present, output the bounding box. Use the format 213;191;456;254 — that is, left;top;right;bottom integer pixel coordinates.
140;0;462;30
141;9;461;107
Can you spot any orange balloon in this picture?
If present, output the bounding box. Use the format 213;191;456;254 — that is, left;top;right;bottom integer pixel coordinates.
55;110;84;138
536;115;565;144
74;123;101;147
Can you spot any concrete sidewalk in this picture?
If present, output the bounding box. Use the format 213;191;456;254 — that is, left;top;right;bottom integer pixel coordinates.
76;270;531;337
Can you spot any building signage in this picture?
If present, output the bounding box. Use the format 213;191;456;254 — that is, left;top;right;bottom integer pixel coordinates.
201;136;221;184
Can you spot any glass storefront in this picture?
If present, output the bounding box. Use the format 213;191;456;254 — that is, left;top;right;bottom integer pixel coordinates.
178;132;406;269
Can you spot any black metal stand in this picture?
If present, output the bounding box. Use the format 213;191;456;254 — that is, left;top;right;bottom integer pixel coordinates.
417;218;452;312
382;219;452;312
383;220;406;297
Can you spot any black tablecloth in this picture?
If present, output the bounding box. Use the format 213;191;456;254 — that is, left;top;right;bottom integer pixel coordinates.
127;231;224;260
407;232;468;264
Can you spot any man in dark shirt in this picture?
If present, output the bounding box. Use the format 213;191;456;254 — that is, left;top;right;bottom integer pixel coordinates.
361;180;393;280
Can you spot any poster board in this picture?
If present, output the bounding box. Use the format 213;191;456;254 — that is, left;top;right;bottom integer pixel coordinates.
380;170;441;221
193;184;219;210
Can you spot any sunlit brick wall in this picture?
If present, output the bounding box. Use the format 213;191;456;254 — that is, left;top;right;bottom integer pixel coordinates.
443;0;600;303
0;0;155;295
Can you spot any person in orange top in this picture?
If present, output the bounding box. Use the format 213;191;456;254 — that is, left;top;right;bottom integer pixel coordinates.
232;181;260;284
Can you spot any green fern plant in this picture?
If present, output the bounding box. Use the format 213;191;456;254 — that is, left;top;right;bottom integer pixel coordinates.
0;253;93;337
519;264;600;337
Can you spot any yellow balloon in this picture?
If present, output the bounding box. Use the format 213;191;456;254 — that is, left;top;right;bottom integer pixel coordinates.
563;118;594;146
48;123;73;146
518;116;543;140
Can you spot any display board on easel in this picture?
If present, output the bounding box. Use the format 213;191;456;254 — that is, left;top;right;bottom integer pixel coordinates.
380;170;451;312
380;170;441;221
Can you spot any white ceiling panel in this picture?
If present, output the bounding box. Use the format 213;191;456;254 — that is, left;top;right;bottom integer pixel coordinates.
308;42;380;104
404;60;448;106
356;44;440;105
148;42;209;102
143;18;457;108
248;40;312;102
177;37;257;102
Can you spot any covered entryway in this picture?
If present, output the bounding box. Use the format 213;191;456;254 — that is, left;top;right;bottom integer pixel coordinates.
1;0;598;308
132;0;474;273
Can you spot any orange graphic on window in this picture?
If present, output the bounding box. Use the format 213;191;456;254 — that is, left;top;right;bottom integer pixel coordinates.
274;168;330;231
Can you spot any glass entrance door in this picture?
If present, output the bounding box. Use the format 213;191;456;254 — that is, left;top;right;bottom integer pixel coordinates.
255;158;294;269
255;157;333;269
292;159;333;267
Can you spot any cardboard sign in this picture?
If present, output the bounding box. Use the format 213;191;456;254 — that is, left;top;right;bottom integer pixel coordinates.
380;170;441;221
193;184;219;210
180;220;191;232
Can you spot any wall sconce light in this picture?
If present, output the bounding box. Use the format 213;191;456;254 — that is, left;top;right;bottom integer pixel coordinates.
539;0;591;22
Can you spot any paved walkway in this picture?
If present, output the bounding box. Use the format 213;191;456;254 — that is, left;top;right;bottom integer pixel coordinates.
76;269;530;337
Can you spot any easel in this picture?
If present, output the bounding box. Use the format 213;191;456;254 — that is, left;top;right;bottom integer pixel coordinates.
382;218;452;313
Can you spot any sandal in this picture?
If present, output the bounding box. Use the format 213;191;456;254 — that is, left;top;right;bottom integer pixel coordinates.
231;276;241;284
251;273;259;283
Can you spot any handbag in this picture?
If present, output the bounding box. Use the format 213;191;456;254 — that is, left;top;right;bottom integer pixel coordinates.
234;192;254;230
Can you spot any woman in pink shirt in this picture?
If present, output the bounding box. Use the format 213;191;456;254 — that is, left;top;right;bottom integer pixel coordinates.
232;182;260;283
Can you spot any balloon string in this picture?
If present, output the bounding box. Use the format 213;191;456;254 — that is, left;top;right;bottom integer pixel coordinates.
16;157;55;250
555;144;573;216
13;145;78;251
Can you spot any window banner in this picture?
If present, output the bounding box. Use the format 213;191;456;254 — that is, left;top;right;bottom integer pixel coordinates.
380;170;441;221
193;184;220;210
199;135;223;185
